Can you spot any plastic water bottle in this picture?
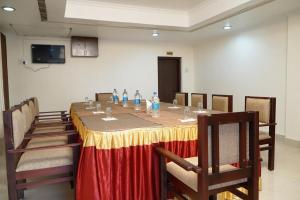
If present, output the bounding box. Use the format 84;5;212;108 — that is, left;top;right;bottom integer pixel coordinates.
151;92;160;117
113;89;119;104
134;90;142;111
122;89;128;107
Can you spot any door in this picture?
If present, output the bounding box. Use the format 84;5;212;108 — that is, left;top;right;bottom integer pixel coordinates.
0;33;9;137
158;57;181;103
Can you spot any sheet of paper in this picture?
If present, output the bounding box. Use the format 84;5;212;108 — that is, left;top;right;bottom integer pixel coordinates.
85;106;96;110
193;110;208;114
179;118;196;123
168;106;181;109
93;111;105;114
101;117;118;121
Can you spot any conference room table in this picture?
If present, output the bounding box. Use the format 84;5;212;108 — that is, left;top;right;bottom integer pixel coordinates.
70;101;258;200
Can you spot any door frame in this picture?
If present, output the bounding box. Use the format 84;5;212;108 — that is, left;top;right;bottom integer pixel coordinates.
157;56;182;94
1;33;9;110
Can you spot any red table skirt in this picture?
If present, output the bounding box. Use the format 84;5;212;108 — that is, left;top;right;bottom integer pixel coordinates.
76;140;198;200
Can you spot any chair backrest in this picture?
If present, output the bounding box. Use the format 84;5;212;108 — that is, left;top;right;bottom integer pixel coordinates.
28;99;36;120
33;97;39;115
191;93;207;108
245;96;276;124
175;92;188;106
11;108;27;149
197;112;259;191
95;93;113;102
21;103;33;133
212;94;233;112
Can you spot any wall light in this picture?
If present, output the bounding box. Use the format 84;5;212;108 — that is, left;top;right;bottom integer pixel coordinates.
223;25;232;31
152;30;159;37
2;6;16;12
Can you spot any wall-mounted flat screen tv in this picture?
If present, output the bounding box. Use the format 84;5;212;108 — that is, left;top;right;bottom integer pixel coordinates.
31;44;65;64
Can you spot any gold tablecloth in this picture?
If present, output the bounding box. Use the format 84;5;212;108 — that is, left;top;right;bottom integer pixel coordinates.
71;101;260;200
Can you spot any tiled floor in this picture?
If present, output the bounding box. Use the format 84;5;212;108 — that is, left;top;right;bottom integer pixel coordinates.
0;137;299;200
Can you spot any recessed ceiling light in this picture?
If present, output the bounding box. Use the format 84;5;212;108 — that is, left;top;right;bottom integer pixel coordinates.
152;30;159;37
223;25;232;31
2;6;16;12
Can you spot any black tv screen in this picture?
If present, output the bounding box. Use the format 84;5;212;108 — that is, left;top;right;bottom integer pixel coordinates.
31;44;65;64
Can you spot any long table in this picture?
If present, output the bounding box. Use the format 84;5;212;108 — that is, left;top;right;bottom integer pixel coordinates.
70;101;256;200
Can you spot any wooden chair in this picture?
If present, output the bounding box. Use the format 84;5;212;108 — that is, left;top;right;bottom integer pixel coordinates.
212;94;233;112
191;93;207;108
156;111;259;200
245;96;276;171
175;92;188;106
95;92;113;102
3;102;80;200
30;97;70;127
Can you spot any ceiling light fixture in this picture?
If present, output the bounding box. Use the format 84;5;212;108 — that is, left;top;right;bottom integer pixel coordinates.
2;6;16;12
223;25;232;31
152;30;159;37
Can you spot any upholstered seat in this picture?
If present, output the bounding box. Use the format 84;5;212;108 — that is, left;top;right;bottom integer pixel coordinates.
167;157;247;192
16;148;73;172
33;125;66;134
191;93;207;108
4;98;79;200
259;131;271;140
212;95;233;112
27;136;68;148
175;92;188;106
246;98;270;123
36;119;65;124
95;93;113;101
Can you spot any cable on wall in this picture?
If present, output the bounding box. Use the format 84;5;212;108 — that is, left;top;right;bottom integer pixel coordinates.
21;37;51;72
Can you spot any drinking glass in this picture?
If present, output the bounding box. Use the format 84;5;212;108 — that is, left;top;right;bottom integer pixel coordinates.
173;99;178;106
96;102;101;111
183;107;190;120
84;97;89;104
88;100;93;108
106;107;112;118
197;102;203;110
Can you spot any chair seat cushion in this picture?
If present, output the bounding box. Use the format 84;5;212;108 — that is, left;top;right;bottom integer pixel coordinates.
27;136;68;148
33;125;66;134
166;157;247;192
16;148;73;172
259;131;271;140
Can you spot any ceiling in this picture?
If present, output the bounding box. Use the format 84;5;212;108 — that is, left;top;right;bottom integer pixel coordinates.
0;0;300;43
90;0;204;11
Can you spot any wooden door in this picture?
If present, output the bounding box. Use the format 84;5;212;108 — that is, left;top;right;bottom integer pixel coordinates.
158;57;181;103
1;33;9;110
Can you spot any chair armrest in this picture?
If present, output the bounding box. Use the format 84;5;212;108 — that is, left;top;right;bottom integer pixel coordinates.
34;121;72;127
259;122;277;127
39;111;67;114
37;117;69;121
24;130;78;139
155;147;202;173
8;143;81;154
37;114;70;118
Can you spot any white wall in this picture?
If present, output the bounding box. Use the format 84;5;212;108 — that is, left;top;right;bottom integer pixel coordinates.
6;35;195;112
194;19;288;135
286;13;300;141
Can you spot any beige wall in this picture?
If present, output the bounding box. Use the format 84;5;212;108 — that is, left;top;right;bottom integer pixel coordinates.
286;12;300;141
3;13;300;141
6;35;195;112
194;14;300;141
194;18;288;135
